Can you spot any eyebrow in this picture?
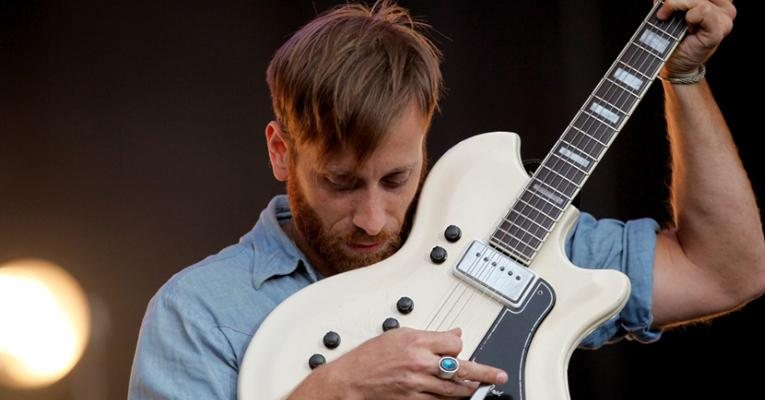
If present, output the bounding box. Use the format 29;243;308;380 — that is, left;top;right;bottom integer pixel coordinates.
323;162;417;178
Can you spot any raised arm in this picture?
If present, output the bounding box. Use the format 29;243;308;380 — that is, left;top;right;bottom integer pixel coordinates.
651;0;765;327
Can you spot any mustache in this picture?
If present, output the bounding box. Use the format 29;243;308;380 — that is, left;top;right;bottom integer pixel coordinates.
346;228;395;244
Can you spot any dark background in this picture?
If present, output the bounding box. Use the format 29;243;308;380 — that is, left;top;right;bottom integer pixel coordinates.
1;1;761;399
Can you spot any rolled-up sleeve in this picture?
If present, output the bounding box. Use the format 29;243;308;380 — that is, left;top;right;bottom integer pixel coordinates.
565;212;663;349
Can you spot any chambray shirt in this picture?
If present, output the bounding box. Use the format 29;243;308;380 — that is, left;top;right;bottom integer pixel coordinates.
128;195;662;399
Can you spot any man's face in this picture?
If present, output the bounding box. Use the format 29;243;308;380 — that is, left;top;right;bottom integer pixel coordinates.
286;104;427;275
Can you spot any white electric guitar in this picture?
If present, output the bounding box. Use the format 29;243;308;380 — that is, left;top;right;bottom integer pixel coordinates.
240;3;687;399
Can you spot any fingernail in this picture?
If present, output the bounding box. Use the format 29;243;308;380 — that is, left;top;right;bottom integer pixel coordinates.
497;371;508;384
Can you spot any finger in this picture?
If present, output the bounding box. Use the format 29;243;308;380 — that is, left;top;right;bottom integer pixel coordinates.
657;0;703;20
417;375;481;398
685;1;733;41
452;359;509;385
424;328;463;356
426;355;508;385
708;0;737;20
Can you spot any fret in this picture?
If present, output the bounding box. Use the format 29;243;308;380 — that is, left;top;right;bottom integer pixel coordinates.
636;26;674;59
541;164;580;189
569;125;606;147
582;109;618;130
496;225;541;251
543;149;588;183
616;60;650;80
548;152;588;179
610;67;646;94
593;94;629;116
573;113;616;144
499;216;547;241
562;128;606;159
622;43;664;76
595;80;640;112
489;1;687;264
489;238;531;265
512;203;554;235
519;189;563;216
560;140;597;162
536;169;580;204
537;164;579;195
520;189;563;215
629;39;668;62
530;177;571;203
490;232;536;256
647;11;687;38
513;199;558;225
588;99;625;125
645;20;680;40
506;209;551;234
605;76;640;97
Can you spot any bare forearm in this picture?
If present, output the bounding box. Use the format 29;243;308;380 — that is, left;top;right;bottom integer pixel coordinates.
664;80;765;302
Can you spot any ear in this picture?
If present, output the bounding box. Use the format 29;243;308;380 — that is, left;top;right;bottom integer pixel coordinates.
265;121;290;181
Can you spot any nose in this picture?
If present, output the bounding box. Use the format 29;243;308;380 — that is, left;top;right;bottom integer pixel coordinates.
352;188;387;236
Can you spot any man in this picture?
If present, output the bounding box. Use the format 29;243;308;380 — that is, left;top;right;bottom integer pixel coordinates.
129;0;763;399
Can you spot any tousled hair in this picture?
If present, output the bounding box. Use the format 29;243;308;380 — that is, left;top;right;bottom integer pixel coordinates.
266;0;442;164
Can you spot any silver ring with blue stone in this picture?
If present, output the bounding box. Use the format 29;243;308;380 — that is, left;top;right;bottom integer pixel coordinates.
437;356;460;380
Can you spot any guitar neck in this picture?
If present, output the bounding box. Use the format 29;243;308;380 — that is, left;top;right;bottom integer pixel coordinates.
490;1;687;265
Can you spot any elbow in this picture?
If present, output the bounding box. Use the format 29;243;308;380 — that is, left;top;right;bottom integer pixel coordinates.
729;251;765;308
748;256;765;301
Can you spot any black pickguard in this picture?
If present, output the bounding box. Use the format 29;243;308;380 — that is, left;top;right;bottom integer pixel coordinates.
469;279;555;400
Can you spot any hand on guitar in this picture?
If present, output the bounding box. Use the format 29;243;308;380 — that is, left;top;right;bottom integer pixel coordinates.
288;327;508;399
657;0;736;77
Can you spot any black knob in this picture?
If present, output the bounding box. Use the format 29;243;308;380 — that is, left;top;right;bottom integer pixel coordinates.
308;354;326;369
396;297;414;314
444;225;462;242
323;331;341;349
430;246;447;264
382;317;400;331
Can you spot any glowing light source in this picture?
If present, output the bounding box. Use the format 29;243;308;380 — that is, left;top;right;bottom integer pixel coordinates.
0;259;90;388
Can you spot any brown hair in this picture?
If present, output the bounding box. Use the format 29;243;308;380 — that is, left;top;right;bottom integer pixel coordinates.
266;0;442;164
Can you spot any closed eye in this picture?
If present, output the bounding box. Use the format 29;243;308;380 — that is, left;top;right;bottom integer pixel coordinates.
381;172;410;189
323;175;358;191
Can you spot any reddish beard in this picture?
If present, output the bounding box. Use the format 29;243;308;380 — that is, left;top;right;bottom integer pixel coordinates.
286;170;402;274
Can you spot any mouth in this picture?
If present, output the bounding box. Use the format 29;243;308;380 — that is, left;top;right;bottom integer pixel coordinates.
347;241;384;253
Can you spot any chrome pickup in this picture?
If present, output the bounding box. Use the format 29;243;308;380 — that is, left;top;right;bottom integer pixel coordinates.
453;241;538;309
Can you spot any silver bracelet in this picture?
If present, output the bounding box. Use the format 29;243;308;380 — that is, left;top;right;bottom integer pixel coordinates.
658;64;706;85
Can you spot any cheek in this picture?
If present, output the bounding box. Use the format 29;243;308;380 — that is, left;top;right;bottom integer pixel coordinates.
313;191;356;233
390;181;420;221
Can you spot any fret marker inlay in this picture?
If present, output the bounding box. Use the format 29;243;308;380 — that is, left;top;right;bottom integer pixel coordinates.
531;183;565;206
638;29;669;54
558;146;590;168
488;2;686;266
589;102;619;124
613;67;643;91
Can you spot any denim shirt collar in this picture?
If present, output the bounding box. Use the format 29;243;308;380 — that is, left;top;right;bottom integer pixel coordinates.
239;195;321;289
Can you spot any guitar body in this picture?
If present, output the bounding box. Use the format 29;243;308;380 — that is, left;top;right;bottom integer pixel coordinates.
239;132;631;399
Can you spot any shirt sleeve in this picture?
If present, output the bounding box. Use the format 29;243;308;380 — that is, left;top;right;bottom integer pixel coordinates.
128;282;238;400
565;212;664;349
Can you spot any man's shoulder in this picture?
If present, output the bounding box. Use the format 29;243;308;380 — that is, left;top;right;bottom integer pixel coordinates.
162;243;252;295
148;241;269;333
147;237;310;337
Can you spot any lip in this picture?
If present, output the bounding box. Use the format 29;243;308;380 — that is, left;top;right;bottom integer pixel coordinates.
348;241;383;253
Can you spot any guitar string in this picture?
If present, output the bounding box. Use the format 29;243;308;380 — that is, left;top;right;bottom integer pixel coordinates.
494;0;680;262
492;1;683;263
427;5;687;333
491;1;673;261
425;3;687;336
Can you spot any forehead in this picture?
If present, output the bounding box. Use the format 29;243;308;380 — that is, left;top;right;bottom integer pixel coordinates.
300;104;428;175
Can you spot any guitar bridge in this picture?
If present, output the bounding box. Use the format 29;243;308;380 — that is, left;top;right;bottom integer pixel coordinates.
453;241;538;310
